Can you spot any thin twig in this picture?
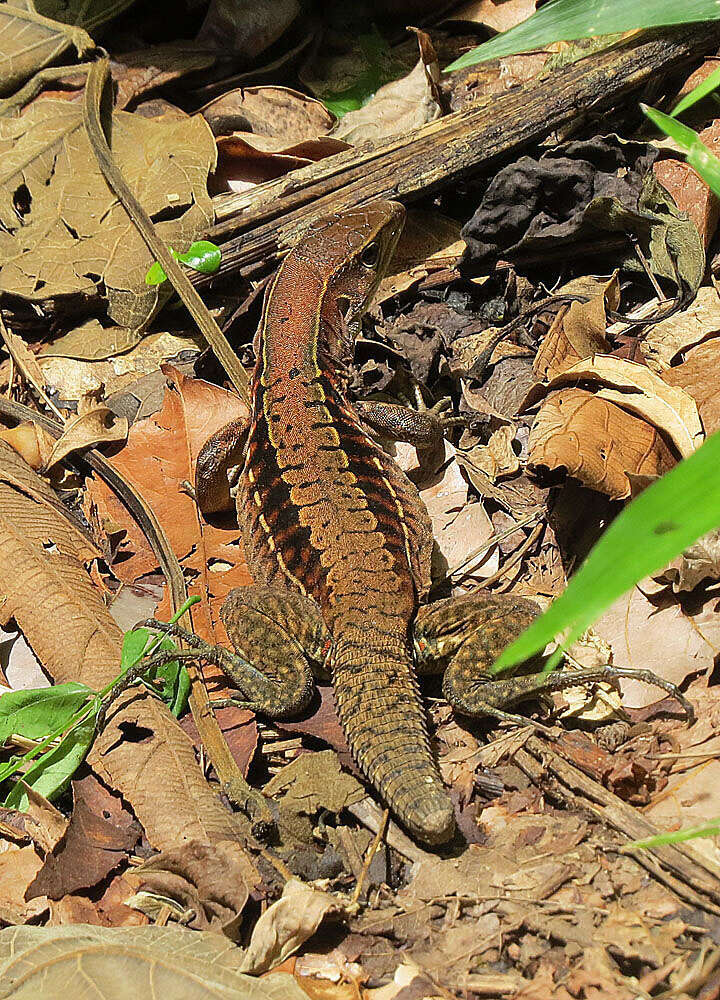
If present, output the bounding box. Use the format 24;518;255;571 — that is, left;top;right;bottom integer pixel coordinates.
351;808;389;907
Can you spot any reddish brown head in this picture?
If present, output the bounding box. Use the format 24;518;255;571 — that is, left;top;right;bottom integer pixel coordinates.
260;200;406;376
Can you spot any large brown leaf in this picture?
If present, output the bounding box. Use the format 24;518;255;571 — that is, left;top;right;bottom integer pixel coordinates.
0;99;216;333
87;368;252;644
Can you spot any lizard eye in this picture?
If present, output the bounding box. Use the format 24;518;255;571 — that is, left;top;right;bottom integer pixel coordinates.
360;241;380;269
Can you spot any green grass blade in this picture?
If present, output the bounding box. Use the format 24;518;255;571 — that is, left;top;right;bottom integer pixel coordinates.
493;430;720;672
642;103;720;196
624;819;720;850
446;0;720;72
671;64;720;116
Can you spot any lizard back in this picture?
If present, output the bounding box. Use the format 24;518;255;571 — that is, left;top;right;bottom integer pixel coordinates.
238;202;455;843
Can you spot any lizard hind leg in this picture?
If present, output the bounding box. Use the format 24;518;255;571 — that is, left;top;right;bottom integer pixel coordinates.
415;593;693;723
217;585;332;719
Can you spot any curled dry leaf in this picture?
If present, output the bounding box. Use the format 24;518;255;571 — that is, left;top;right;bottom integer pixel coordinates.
464;425;520;483
0;100;216;333
332;31;441;144
640;285;720;371
43;405;129;473
533;276;617;381
543;356;703;458
662;338;720;436
111;44;217;111
528;388;676;499
201;86;336;142
656;527;720;592
240;878;342;975
128;839;258;934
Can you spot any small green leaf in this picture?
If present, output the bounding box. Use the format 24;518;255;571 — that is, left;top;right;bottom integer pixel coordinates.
144;241;221;285
4;715;95;809
175;240;221;275
642;103;720;198
144;260;168;285
0;683;93;743
494;429;720;674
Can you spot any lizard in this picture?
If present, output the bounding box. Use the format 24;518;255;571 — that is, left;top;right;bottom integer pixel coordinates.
146;200;691;847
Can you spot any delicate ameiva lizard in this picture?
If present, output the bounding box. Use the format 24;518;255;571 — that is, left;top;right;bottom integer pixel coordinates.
149;201;691;846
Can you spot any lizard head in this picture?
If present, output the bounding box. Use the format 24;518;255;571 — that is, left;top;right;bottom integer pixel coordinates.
310;200;406;365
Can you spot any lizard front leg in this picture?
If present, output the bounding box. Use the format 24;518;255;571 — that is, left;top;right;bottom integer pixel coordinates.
414;594;693;722
355;397;465;448
147;585;331;719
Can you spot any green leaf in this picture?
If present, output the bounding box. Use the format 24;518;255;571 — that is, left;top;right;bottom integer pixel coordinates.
494;429;720;674
642;103;720;198
175;240;222;275
671;65;720;117
144;260;168;286
0;683;93;743
446;0;720;72
120;627;189;717
144;240;221;285
4;714;95;809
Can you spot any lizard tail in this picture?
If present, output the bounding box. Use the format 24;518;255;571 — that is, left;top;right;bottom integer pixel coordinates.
332;627;455;846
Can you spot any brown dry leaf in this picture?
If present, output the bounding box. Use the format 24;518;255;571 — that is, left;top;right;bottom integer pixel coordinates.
465;425;520;483
240;878;343;975
594;586;720;708
201;85;336;142
0;3;93;95
653;119;720;248
197;0;300;60
128;839;258;933
0;99;216;333
49;871;148;928
111;44;217;110
332;34;441;144
26;773;141;901
18;784;68;854
450;0;537;32
528;388;676;499
265;750;365;845
377;210;464;302
0;422;53;470
544;356;703;458
640;285;720;370
0;843;46;924
659;526;720;591
533;276;617;381
43;403;129;473
39;327;202;399
86;368;251;642
0;924;310;999
397;440;499;584
213;135;349;193
662;337;720;435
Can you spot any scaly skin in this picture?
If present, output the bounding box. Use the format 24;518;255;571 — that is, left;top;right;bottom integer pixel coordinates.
236;201;455;843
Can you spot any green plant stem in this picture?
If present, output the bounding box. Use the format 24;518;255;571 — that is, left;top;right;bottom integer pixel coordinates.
0;597;199;789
